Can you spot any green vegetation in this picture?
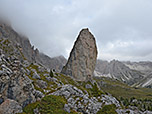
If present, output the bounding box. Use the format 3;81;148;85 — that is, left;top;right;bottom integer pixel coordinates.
89;82;104;97
120;97;152;111
22;95;78;114
37;95;67;114
56;74;104;97
95;77;152;111
97;104;117;114
95;77;152;99
56;73;79;86
78;81;104;97
26;63;58;94
49;70;54;77
3;39;10;45
22;102;38;114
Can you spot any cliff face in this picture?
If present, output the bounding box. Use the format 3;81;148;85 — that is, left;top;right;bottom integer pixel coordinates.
61;28;98;81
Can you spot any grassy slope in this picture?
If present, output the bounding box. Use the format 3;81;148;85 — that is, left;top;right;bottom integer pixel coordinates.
22;95;78;114
95;77;152;99
21;65;152;113
95;77;152;111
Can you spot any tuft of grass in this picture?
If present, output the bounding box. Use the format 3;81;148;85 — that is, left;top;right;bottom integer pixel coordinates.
23;102;39;114
90;82;104;97
22;95;78;114
78;81;104;97
38;95;67;114
56;73;79;86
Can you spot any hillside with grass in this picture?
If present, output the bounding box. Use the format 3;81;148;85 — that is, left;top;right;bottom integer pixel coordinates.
95;77;152;111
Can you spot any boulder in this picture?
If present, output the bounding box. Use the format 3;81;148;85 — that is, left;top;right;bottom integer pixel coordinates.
61;28;98;81
36;80;48;89
0;99;23;114
32;70;41;79
85;84;93;89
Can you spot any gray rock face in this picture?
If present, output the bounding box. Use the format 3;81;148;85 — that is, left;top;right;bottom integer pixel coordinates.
61;28;98;81
0;37;45;109
32;71;41;79
0;52;37;107
85;84;93;89
36;80;48;89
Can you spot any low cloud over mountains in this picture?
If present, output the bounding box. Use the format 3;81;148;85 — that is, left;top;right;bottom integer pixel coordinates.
0;0;152;61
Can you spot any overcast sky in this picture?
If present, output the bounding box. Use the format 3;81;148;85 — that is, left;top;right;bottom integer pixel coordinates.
0;0;152;61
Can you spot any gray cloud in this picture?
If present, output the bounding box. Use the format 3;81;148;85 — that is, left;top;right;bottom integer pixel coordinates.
0;0;152;61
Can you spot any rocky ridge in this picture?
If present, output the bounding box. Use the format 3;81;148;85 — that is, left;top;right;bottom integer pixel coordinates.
124;61;152;87
94;60;152;87
0;23;66;72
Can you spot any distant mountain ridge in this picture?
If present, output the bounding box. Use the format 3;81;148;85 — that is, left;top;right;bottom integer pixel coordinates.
95;59;152;88
39;54;67;72
124;61;152;87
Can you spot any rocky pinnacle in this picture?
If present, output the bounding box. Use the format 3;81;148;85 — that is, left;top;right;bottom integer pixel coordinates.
61;28;98;81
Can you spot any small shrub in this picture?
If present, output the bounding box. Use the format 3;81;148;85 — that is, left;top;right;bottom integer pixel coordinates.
90;82;104;97
49;70;54;78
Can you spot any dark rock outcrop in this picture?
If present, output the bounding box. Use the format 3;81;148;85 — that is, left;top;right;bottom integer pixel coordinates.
61;28;98;81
